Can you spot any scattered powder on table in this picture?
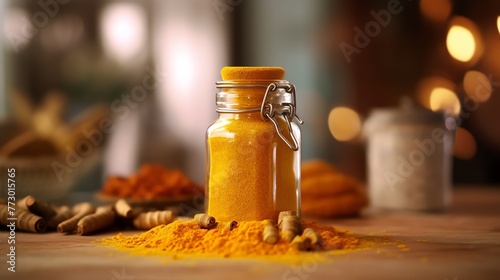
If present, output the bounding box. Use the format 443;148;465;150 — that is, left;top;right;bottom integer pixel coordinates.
101;220;373;263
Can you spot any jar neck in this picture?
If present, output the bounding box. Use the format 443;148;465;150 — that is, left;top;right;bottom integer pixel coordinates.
215;80;293;112
214;79;302;151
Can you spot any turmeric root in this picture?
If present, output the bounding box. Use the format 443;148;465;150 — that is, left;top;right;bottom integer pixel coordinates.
77;206;115;235
114;199;133;218
174;216;193;222
133;210;174;230
216;221;238;230
302;227;323;247
25;195;57;219
194;213;216;229
47;205;73;229
278;210;297;228
291;235;313;251
57;202;95;233
262;219;279;244
281;215;301;242
16;196;30;211
0;205;46;233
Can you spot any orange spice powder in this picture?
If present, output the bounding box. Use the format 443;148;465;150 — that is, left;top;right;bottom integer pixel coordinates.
101;164;202;200
101;220;364;262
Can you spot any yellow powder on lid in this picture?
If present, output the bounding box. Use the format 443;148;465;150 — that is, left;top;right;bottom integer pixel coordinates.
221;66;285;80
101;220;364;263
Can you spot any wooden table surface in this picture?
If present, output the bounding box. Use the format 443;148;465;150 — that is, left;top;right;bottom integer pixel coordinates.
1;187;500;280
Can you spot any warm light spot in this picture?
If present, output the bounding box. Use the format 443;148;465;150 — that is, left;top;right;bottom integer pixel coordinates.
463;71;492;103
430;87;461;116
328;107;361;141
446;17;483;64
3;8;31;52
417;77;455;109
100;3;147;64
446;25;476;62
170;44;196;89
497;16;500;34
420;0;452;22
453;127;477;160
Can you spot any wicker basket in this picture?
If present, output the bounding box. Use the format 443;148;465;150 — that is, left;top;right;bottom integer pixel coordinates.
0;152;100;202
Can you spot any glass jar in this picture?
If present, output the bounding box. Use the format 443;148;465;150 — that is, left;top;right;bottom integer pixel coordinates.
206;67;302;222
364;99;454;212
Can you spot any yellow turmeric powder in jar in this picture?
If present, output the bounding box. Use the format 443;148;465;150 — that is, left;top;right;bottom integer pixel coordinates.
206;67;302;222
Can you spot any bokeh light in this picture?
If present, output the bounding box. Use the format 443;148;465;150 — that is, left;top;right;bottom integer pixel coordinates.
453;127;477;160
417;77;456;109
420;0;452;22
446;17;483;63
328;107;361;141
430;87;461;116
100;3;147;64
446;26;476;62
463;71;492;103
3;8;31;52
497;16;500;34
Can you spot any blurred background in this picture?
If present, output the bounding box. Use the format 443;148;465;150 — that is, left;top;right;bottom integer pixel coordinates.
0;0;499;199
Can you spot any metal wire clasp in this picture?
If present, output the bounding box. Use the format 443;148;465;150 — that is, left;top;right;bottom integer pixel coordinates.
260;83;304;151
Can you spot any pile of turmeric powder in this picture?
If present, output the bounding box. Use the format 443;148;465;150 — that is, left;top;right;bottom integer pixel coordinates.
101;164;202;200
101;219;363;261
